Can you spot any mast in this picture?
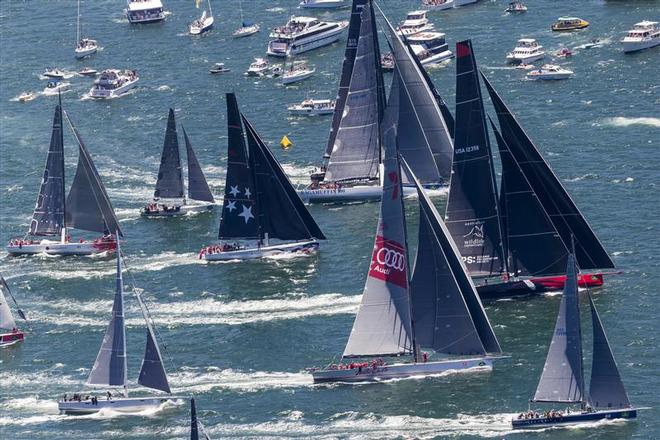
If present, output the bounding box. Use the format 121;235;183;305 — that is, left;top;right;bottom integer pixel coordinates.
207;0;212;18
76;0;81;44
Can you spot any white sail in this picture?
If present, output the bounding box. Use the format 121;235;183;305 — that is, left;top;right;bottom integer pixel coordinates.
0;287;17;330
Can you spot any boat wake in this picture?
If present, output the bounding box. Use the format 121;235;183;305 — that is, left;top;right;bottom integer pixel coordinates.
170;367;313;393
599;116;660;128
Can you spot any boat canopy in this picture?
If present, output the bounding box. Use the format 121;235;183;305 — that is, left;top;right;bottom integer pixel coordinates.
154;109;185;200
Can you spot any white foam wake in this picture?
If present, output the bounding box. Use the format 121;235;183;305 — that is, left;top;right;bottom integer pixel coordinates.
170;368;313;393
599;117;660;128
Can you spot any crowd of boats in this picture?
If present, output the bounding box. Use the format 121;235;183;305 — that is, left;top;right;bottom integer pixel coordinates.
4;0;656;435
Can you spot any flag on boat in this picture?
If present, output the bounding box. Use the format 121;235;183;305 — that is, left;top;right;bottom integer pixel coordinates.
280;135;292;150
195;0;202;8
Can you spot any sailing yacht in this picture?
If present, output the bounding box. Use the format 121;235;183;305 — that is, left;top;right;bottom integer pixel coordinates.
233;0;259;38
190;398;212;439
199;93;325;261
189;0;214;35
74;0;98;59
6;97;123;256
141;109;216;217
512;254;638;428
58;237;179;414
0;275;28;348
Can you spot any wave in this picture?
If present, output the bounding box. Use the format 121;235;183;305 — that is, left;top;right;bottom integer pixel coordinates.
169;368;313;394
599;117;660;128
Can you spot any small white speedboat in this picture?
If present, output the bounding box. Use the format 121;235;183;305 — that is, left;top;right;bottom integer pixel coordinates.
515;63;535;70
78;67;98;76
42;81;71;96
505;1;527;13
209;63;230;74
233;22;260;38
189;10;214;35
421;0;454;10
17;92;37;102
43;68;67;79
299;0;346;8
526;64;573;80
75;38;98;59
288;98;335;116
246;57;271;76
282;63;315;85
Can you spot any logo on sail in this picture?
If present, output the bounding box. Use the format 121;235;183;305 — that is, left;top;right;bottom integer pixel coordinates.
463;221;485;247
369;236;407;288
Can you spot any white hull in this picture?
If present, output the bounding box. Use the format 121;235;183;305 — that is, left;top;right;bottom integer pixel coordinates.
420;49;454;65
43;83;71;96
288;108;334;116
300;0;346;8
311;357;494;383
89;78;139;99
283;70;315;84
6;239;115;256
423;1;454;11
141;203;216;217
454;0;478;6
507;52;544;64
201;240;319;261
623;39;660;53
298;185;420;204
58;396;178;415
233;25;260;38
267;24;347;57
75;46;98;59
190;16;214;35
527;72;571;80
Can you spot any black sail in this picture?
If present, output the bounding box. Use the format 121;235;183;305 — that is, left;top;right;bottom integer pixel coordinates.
491;119;568;276
29;101;66;236
218;93;259;240
190;398;199;440
64;112;123;237
182;127;214;203
481;73;615;271
445;41;504;277
243;115;326;241
137;327;171;394
154;109;184;200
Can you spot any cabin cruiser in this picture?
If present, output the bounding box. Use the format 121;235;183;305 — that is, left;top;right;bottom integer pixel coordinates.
43;68;67;79
406;31;453;65
299;0;346;8
396;11;434;36
505;1;527;13
209;63;230;74
17;92;37;102
233;21;260;38
622;21;660;53
282;62;315;85
421;0;454;11
75;38;98;59
267;16;348;57
526;64;573;80
288;98;335;115
245;58;272;76
551;16;589;31
126;0;165;24
78;67;98;76
189;10;213;35
506;38;545;64
43;82;71;96
89;69;139;99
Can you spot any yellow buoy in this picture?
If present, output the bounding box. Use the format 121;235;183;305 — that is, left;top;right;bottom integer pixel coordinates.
280;135;293;150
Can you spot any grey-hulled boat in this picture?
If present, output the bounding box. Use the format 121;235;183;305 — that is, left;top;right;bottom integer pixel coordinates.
58;236;179;414
512;254;638;429
6;97;122;256
199;94;325;261
141;109;216;217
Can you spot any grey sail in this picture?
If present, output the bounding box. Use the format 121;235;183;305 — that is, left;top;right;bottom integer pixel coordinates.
404;158;501;355
342;122;413;358
64;112;123;237
29;100;66;236
0;274;28;325
325;2;382;183
587;292;631;409
182;127;215;203
533;254;585;403
385;18;453;182
87;244;127;388
154;109;184;199
137;326;171;393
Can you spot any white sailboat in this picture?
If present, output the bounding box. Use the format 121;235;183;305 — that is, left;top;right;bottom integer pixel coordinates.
58;236;180;414
189;0;214;35
0;275;28;348
74;0;98;59
233;0;260;38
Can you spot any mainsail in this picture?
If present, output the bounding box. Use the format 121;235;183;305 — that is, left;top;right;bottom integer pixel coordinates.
533;254;585;404
481;73;615;271
445;40;504;277
64;112;123;237
325;1;383;183
182;127;215;203
342;121;413;358
154;109;185;200
29;100;66;236
190;398;199;440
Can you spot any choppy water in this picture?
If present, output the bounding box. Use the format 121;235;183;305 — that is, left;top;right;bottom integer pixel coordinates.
1;0;658;439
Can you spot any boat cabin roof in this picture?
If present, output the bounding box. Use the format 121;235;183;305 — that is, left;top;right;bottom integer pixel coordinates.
127;0;164;11
289;16;320;25
556;17;582;22
634;20;658;28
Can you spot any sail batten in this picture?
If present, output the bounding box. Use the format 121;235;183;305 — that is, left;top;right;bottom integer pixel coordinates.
182;127;214;203
154;109;184;200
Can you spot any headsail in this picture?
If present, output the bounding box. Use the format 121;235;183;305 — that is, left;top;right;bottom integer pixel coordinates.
481;73;615;271
137;321;171;393
0;274;28;327
445;40;504;277
533;254;585;404
342;120;413;358
182;127;215;203
218;93;259;240
64;111;123;237
29;100;66;237
154;109;185;200
325;1;383;183
587;292;631;409
243;115;326;241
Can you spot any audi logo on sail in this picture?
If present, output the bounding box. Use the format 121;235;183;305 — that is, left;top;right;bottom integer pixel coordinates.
376;248;406;271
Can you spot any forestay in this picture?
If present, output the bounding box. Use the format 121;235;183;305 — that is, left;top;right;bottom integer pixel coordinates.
182;127;214;203
154;109;184;200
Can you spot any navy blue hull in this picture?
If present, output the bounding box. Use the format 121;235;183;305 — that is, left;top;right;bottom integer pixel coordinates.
512;409;637;429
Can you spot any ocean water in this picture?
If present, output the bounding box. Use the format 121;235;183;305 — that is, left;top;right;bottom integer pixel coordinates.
0;0;658;439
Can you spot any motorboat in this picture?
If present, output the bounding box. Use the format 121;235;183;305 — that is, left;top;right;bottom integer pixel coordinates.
421;0;454;11
42;81;71;96
267;15;348;57
622;21;660;53
454;0;479;6
233;21;260;38
43;68;67;79
282;62;315;85
406;31;453;65
125;0;165;24
17;92;37;102
88;69;139;99
245;57;271;76
582;39;601;49
74;0;98;59
209;63;230;74
78;67;98;76
515;63;535;70
288;98;335;116
526;64;573;80
299;0;346;8
505;1;527;13
506;38;545;64
396;10;434;36
556;47;573;57
189;0;214;35
551;16;589;31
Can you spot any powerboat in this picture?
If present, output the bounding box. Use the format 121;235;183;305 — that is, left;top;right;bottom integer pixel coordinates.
506;38;545;64
551;16;589;31
299;0;346;8
245;58;271;76
189;0;214;36
556;47;573;57
288;98;335;116
267;15;348;57
89;69;139;99
381;52;394;71
622;21;660;53
396;10;434;36
42;81;71;96
43;68;68;79
505;1;527;13
526;64;573;80
282;62;315;85
209;63;230;74
421;0;454;11
406;31;453;65
125;0;165;24
75;38;98;59
17;92;37;102
78;67;98;76
233;21;260;38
